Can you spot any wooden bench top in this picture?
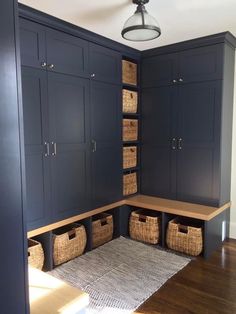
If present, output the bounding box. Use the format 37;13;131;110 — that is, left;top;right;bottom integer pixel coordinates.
126;195;230;221
29;267;89;314
27;195;230;237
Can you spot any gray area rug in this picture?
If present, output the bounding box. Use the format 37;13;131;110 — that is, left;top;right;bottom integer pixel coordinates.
49;237;190;314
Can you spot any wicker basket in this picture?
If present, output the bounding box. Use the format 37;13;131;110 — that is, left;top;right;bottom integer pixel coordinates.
123;172;137;196
122;60;137;86
123;119;138;141
122;89;138;113
92;213;113;248
53;223;87;266
123;146;137;169
28;239;44;270
166;218;203;256
129;209;160;244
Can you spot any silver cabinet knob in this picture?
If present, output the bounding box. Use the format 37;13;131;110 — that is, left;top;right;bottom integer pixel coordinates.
179;78;184;82
172;79;177;83
91;73;96;78
41;62;47;68
48;64;54;69
44;142;50;157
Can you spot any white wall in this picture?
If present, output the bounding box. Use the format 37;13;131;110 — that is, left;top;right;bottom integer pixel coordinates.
230;59;236;238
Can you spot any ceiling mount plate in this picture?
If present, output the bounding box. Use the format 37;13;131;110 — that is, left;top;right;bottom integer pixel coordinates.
133;0;149;5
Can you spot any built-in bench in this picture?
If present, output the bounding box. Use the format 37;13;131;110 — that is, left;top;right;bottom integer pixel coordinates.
27;195;230;260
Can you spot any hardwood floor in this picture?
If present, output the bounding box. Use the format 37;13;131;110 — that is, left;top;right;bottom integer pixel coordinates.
136;239;236;314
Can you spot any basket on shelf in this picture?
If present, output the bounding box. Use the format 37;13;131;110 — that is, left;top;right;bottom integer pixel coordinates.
129;209;161;244
28;239;45;270
122;60;137;86
122;89;138;113
53;223;87;266
123;172;137;196
123;119;138;141
123;146;137;169
92;213;113;248
166;217;203;256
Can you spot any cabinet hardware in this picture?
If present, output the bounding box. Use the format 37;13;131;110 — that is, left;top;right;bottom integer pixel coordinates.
178;138;183;150
48;64;55;69
171;138;177;150
179;78;184;82
44;142;50;157
41;62;47;68
91;73;96;78
172;79;177;83
92;139;97;152
51;142;57;156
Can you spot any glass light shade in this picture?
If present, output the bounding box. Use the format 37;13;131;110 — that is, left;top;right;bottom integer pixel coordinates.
122;7;161;41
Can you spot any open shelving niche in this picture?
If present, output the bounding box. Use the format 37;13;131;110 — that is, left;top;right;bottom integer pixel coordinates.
122;56;141;198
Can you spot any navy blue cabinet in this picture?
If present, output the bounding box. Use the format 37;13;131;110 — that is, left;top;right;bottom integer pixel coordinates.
20;18;89;77
20;18;46;69
141;41;235;207
20;17;123;229
142;44;224;88
176;81;222;205
141;86;177;199
48;73;91;220
89;43;121;84
21;67;51;230
90;81;122;208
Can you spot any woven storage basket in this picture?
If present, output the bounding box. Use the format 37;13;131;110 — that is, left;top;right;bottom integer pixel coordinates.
122;60;137;86
92;213;113;248
123;146;137;169
28;239;44;270
123;172;137;196
123;119;138;141
129;209;160;244
166;218;203;256
122;89;138;113
53;223;87;266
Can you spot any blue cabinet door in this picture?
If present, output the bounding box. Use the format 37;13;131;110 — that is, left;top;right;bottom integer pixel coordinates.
89;43;121;84
48;72;91;221
176;81;221;205
90;81;122;208
141;86;177;199
142;53;178;88
46;28;89;77
21;67;51;230
20;18;46;69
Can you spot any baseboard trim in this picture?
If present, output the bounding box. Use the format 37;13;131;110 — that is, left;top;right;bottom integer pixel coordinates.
230;221;236;239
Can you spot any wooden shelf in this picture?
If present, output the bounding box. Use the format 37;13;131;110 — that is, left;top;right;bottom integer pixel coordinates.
123;113;140;117
123;166;139;172
123;140;140;145
122;83;138;90
125;194;231;221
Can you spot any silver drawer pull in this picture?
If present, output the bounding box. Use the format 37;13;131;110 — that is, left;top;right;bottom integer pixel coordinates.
44;142;50;157
51;142;57;156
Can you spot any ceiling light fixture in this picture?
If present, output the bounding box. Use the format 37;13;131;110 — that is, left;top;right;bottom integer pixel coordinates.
122;0;161;41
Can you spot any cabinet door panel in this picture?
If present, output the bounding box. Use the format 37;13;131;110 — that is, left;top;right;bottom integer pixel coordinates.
89;43;121;84
177;81;221;205
20;18;46;69
91;81;122;208
141;87;177;198
21;67;51;230
142;53;178;88
48;73;90;221
179;44;223;83
46;28;89;78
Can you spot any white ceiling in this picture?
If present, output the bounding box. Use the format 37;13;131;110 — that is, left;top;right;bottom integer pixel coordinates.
19;0;236;51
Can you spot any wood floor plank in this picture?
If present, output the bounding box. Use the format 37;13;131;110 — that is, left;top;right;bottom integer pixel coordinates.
136;239;236;314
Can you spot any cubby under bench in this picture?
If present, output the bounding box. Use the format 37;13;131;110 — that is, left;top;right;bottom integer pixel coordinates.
27;195;230;272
